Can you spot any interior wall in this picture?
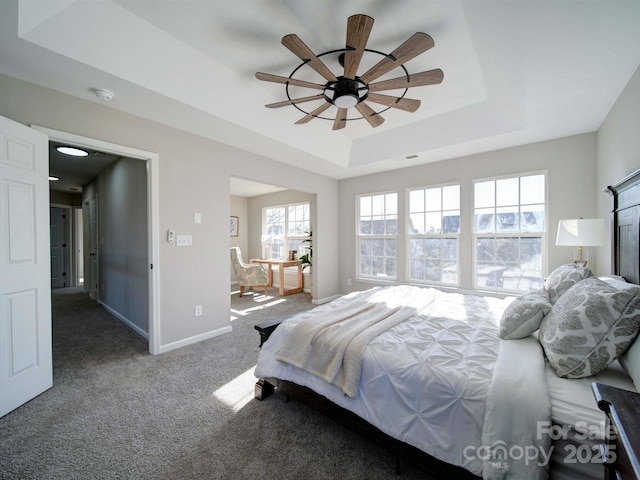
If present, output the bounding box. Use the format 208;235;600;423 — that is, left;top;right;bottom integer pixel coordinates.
246;189;314;260
229;194;248;283
596;64;640;276
338;133;599;294
84;156;149;335
0;73;340;351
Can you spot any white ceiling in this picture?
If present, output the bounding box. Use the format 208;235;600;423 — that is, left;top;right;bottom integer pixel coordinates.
2;0;640;181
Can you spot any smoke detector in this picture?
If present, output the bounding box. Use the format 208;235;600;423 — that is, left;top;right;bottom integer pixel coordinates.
90;88;114;102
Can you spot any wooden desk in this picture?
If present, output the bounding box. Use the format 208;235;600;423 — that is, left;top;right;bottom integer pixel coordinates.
250;259;303;296
592;382;640;480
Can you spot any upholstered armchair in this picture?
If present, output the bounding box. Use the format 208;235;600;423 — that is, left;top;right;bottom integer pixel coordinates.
230;247;269;297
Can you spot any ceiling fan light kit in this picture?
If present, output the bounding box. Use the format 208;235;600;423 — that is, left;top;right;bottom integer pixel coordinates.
256;14;444;130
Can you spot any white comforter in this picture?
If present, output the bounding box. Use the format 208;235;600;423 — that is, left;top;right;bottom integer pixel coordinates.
255;285;551;479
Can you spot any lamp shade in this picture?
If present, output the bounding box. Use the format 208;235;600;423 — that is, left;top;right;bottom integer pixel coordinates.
556;218;606;247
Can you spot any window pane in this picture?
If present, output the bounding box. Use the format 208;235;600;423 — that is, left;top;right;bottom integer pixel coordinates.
409;213;424;234
496;206;519;232
475;181;494;208
521;206;544;232
425;188;441;211
521;174;545;205
385;193;398;215
372;195;385;215
409;190;424;213
442;212;460;234
475;209;495;233
496;178;519;206
443;185;460;210
360;196;371;216
425;212;441;234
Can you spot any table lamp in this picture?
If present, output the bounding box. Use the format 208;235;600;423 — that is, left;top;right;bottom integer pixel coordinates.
556;218;606;267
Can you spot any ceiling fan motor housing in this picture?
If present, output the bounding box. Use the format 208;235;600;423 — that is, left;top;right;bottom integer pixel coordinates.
326;77;368;108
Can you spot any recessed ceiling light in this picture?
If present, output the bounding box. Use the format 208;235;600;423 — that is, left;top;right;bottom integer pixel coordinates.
57;146;88;157
49;176;60;181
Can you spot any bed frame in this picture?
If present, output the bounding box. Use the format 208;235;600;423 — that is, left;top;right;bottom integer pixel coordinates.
255;168;640;478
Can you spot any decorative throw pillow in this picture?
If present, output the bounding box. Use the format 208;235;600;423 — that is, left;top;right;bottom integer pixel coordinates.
620;336;640;390
544;264;594;305
499;289;552;340
539;277;640;378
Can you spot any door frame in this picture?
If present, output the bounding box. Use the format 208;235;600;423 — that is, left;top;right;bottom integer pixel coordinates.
49;204;71;288
33;126;161;355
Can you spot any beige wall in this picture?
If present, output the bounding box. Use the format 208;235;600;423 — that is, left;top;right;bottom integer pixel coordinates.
596;65;640;276
0;73;340;353
339;133;599;293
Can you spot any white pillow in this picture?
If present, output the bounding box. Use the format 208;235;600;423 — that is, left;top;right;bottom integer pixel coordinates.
539;277;640;378
499;289;551;340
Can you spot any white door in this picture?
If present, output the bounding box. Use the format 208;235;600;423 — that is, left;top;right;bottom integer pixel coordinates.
0;115;52;417
50;206;69;288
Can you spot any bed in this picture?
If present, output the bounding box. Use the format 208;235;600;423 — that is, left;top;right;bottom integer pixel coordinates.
254;168;640;480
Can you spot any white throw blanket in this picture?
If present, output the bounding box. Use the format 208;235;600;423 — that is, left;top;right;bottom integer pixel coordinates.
275;285;435;397
481;335;552;480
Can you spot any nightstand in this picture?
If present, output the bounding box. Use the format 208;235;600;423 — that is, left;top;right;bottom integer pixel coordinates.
592;382;640;480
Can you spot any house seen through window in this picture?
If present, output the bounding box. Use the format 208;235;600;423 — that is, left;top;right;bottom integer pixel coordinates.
408;184;460;285
357;192;398;279
474;173;546;291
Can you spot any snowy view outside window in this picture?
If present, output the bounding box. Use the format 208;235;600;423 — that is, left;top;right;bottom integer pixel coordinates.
408;184;460;284
474;174;546;290
358;193;397;279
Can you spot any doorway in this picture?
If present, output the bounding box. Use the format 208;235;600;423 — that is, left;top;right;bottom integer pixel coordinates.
35;126;161;355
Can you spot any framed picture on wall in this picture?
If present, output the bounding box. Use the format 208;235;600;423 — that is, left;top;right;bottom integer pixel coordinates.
230;216;239;237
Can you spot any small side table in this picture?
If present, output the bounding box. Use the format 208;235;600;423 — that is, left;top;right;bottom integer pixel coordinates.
592;382;640;480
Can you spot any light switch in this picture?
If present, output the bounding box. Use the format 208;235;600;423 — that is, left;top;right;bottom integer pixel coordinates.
194;213;201;224
176;234;193;246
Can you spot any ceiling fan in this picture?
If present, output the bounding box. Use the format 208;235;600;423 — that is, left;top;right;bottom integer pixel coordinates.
255;14;444;130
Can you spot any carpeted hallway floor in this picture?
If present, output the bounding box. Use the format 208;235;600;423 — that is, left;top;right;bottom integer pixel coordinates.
0;287;431;480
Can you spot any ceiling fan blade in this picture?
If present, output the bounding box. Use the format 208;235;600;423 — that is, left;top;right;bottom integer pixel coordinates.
355;102;385;128
344;14;374;79
366;93;421;113
256;72;326;91
266;94;325;109
281;34;337;82
295;102;332;124
368;68;444;92
333;108;348;130
359;32;435;84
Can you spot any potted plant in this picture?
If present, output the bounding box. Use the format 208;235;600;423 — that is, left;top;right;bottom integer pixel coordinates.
299;230;312;270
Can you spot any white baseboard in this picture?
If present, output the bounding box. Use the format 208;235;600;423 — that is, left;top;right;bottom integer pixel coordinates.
158;325;233;354
312;294;341;305
101;302;149;340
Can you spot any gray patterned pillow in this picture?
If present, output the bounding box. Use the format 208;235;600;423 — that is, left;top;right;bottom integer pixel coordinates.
539;277;640;378
500;289;551;340
544;264;594;305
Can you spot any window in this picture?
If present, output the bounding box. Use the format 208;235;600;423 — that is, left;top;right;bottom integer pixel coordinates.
474;173;546;291
357;192;397;279
408;184;460;284
263;202;310;259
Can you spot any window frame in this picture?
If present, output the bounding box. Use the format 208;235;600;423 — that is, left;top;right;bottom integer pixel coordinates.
472;171;548;293
356;191;399;281
406;182;461;287
262;201;310;260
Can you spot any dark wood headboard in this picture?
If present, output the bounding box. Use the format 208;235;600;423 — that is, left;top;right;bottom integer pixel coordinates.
605;168;640;285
